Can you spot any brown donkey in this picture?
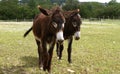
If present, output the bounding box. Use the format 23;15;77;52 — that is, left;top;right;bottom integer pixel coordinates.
24;6;65;72
56;9;82;63
24;7;82;66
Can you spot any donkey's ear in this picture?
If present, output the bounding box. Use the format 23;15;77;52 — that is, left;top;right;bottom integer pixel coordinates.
38;5;49;16
70;9;80;17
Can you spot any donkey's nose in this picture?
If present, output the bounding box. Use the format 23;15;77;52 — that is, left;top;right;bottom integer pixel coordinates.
74;31;80;40
56;31;64;43
75;37;80;40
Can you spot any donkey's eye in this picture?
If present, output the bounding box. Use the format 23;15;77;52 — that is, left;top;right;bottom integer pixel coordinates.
72;22;77;27
52;22;57;28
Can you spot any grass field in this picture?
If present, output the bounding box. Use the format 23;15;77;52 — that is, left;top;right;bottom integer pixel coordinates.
0;20;120;74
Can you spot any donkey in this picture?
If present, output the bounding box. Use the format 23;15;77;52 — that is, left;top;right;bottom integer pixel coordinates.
24;6;65;72
24;8;82;64
56;9;82;63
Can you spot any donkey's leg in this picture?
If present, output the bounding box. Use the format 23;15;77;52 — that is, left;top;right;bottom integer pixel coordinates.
67;37;73;63
56;43;59;58
36;40;43;70
42;41;49;71
47;41;55;72
56;42;64;60
59;44;64;60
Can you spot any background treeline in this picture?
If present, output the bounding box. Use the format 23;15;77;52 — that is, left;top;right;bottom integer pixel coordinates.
0;0;120;20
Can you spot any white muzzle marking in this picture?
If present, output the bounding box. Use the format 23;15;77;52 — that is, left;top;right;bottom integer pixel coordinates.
74;31;81;38
56;31;64;41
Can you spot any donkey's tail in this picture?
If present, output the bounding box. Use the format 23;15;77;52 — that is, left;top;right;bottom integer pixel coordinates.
23;27;32;37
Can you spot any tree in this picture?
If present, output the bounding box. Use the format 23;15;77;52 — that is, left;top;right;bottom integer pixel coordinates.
0;0;19;19
108;0;117;5
79;2;105;18
50;0;66;6
63;0;79;10
0;0;54;20
0;0;120;20
101;3;120;19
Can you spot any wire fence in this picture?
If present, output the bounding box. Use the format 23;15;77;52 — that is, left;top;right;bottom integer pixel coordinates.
0;18;120;25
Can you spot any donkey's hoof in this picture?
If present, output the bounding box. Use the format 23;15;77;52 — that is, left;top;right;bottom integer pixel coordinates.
57;57;59;59
40;67;43;70
39;64;43;70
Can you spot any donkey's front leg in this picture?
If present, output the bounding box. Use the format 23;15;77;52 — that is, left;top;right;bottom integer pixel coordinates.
47;41;55;72
42;41;49;71
56;43;59;58
67;37;73;63
59;44;64;60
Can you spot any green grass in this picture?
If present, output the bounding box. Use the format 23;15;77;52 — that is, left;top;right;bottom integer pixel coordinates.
0;20;120;74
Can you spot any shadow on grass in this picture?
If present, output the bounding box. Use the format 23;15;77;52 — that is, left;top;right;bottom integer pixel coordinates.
20;56;38;67
0;56;39;74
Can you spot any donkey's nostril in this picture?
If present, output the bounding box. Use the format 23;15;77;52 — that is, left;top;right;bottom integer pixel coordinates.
75;37;80;40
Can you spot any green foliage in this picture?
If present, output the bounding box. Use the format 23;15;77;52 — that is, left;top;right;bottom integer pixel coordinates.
63;0;79;10
63;0;120;18
50;0;66;5
99;3;120;19
76;2;104;18
0;0;120;19
0;0;54;20
0;0;19;19
108;0;117;5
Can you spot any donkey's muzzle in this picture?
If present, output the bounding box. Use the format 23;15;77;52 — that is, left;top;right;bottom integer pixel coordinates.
75;37;80;40
74;31;80;40
56;31;64;43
